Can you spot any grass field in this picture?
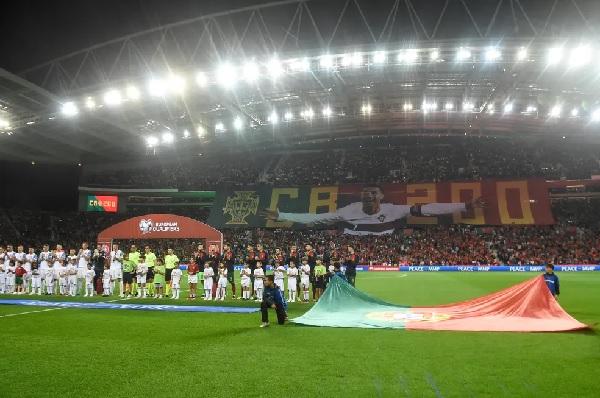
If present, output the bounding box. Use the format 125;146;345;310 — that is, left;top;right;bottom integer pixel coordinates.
1;272;599;397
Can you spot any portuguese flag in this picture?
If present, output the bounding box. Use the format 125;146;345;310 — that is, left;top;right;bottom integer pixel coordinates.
291;276;587;332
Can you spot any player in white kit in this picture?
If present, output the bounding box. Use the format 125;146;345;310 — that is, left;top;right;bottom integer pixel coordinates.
67;258;78;296
110;245;124;296
6;261;16;294
77;243;91;295
84;264;95;297
58;260;68;295
170;266;183;299
136;258;148;298
5;245;16;294
216;262;228;301
25;248;38;294
38;245;52;294
53;246;66;295
15;246;28;293
300;258;311;302
240;263;252;300
203;266;214;300
102;264;112;296
253;262;265;301
30;260;42;295
274;262;285;293
287;261;299;302
0;247;6;294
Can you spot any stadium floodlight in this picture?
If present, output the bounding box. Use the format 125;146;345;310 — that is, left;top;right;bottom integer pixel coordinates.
430;49;440;61
456;47;471;61
84;97;96;110
303;108;314;120
242;61;259;83
195;71;208;87
146;136;159;147
147;78;167;97
125;85;140;101
445;102;454;111
162;131;175;144
196;125;206;137
570;108;579;117
103;89;122;106
183;129;190;138
290;58;310;72
266;58;284;79
0;118;10;129
216;63;237;88
322;106;332;117
403;103;413;111
462;102;474;112
485;47;501;62
319;54;334;69
569;45;591;68
547;46;563;66
268;111;278;124
284;111;293;121
361;104;372;114
549;105;562;118
398;49;417;63
516;47;528;61
215;122;225;132
233;116;243;130
526;105;537;113
503;103;513;113
591;109;600;122
351;52;363;67
373;51;386;64
487;104;495;114
61;101;79;117
167;74;186;94
341;53;352;67
422;102;437;113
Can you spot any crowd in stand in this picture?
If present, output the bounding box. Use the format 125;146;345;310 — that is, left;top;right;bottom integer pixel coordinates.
81;137;600;188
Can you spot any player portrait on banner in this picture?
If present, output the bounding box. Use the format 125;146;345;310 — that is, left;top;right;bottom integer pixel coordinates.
262;185;486;235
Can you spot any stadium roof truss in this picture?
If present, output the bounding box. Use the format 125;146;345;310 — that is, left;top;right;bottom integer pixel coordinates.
1;0;600;163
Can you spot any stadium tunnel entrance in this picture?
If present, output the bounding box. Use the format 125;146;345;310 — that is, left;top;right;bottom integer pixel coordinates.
97;214;223;256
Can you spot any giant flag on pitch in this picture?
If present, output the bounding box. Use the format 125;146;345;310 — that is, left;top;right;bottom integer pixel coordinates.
291;276;587;332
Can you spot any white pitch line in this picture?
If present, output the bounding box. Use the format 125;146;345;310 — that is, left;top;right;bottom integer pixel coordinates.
0;307;64;319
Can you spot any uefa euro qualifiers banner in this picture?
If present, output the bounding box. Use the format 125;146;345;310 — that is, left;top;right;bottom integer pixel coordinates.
208;180;554;234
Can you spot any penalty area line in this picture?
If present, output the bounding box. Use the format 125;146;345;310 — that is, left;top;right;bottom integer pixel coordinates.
0;297;129;319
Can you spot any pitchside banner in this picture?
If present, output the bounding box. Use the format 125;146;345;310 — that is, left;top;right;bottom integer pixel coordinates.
208;180;553;233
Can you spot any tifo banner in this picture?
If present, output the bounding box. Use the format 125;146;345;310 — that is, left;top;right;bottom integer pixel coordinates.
208;180;554;234
291;276;588;332
86;195;118;213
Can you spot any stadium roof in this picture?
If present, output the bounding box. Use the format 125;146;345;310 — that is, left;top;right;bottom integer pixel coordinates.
2;0;600;164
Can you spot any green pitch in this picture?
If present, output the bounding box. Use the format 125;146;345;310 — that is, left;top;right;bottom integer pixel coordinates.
1;272;598;397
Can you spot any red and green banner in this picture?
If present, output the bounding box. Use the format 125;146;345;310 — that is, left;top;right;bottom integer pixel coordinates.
86;195;118;213
207;179;554;233
291;276;587;332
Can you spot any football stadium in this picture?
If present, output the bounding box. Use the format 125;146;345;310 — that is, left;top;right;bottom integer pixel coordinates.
1;0;600;396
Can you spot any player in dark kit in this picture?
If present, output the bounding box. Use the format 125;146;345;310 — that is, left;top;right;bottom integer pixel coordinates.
222;244;236;298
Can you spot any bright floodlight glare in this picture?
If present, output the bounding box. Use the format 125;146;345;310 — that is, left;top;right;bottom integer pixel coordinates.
404;49;418;63
85;97;96;109
304;108;314;120
195;71;208;87
284;111;293;121
126;85;140;101
0;118;9;129
341;53;352;67
569;45;591;67
430;49;440;61
526;105;537;113
516;47;528;61
456;47;471;61
403;103;413;111
216;63;237;88
351;52;363;67
485;47;501;61
487;104;495;114
549;105;562;118
61;101;79;117
322;106;332;117
147;79;167;97
291;58;310;72
196;125;206;137
268;111;278;124
361;104;372;114
162;132;175;144
215;122;225;132
168;75;186;94
233;116;243;130
547;46;563;65
570;108;579;117
503;103;513;113
462;102;473;112
183;129;190;138
146;136;159;147
266;58;284;79
103;89;122;106
373;51;386;64
242;61;259;82
319;54;334;69
445;102;454;110
591;109;600;122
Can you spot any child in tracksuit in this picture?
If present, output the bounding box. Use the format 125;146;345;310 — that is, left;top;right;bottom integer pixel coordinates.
543;263;560;298
260;275;288;327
